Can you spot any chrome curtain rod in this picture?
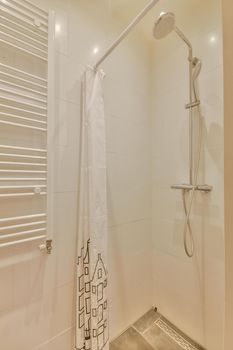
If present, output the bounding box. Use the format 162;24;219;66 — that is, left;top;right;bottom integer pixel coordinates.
94;0;159;70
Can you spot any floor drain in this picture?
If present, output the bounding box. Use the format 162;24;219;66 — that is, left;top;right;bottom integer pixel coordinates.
155;318;201;350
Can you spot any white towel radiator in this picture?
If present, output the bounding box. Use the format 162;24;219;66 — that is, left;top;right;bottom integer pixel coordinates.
0;0;55;253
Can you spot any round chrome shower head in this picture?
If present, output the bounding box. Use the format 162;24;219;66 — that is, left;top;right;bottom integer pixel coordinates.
153;12;175;39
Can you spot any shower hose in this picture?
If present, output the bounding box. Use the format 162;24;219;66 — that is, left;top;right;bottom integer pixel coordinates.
182;61;202;258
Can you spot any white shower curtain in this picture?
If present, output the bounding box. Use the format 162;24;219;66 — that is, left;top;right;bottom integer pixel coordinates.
75;69;109;350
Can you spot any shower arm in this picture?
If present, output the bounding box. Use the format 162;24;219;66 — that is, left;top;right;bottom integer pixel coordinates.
174;26;193;62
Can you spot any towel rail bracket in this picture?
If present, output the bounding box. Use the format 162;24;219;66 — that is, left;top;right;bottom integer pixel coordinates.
38;239;52;254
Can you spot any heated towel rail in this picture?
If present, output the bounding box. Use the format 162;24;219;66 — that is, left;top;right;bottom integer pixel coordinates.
0;0;55;253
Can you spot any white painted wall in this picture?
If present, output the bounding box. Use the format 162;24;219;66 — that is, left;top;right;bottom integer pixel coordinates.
0;0;153;349
151;1;224;349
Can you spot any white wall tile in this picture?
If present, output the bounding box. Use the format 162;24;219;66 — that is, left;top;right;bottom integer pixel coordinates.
107;153;151;226
54;9;69;56
0;265;13;313
0;281;74;350
28;192;78;302
54;53;84;105
53;145;79;193
35;327;74;350
109;220;152;339
54;99;80;149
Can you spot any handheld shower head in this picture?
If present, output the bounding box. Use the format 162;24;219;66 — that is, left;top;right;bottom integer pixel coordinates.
192;58;202;80
153;12;175;39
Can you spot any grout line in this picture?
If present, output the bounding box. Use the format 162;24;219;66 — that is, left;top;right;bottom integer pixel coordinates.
110;325;132;343
110;308;158;344
139;316;162;336
108;217;151;228
33;326;74;350
131;325;156;349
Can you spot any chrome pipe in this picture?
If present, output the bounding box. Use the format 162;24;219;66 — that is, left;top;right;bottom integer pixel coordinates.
174;26;196;185
171;184;213;192
94;0;159;70
174;26;193;60
185;101;200;109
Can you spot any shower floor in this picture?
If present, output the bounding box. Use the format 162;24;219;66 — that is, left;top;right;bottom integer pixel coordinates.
110;309;204;350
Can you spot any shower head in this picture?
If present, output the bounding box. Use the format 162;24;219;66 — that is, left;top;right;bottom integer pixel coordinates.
153;12;194;62
153;12;175;39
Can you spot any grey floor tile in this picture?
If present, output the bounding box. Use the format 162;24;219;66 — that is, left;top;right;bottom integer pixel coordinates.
144;324;183;350
133;309;161;333
110;327;155;350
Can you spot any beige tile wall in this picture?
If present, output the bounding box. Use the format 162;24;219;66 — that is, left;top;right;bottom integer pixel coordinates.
0;0;227;349
222;0;233;349
0;0;153;348
151;1;224;349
